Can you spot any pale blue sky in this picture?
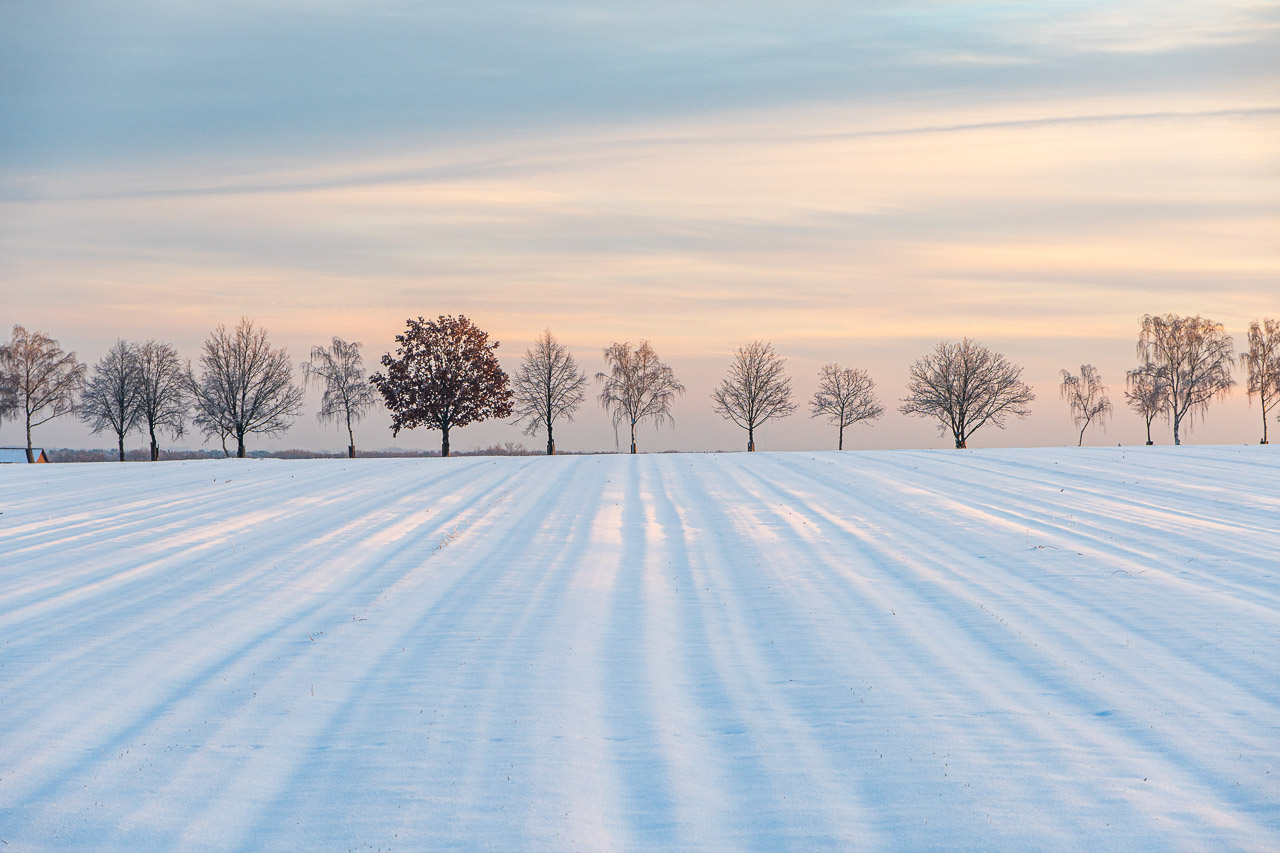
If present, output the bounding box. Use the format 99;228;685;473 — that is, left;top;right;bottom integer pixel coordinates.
2;1;1278;452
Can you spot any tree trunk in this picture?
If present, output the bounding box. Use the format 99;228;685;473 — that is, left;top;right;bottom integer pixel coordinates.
747;425;755;452
547;423;555;456
1078;424;1086;447
838;425;844;451
26;420;34;462
1173;416;1181;446
1263;407;1269;444
349;445;356;458
954;433;966;449
150;426;159;461
441;426;450;458
118;434;126;462
1145;418;1153;446
630;421;637;455
347;417;356;458
237;434;246;458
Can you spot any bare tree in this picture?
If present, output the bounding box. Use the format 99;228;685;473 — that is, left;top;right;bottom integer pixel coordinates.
1059;364;1112;447
511;329;588;455
0;325;87;462
1124;363;1167;446
1239;318;1280;444
303;337;378;458
189;318;305;458
810;363;884;450
1136;314;1234;445
711;340;796;451
899;338;1035;449
597;340;684;454
136;340;190;461
371;315;513;458
79;340;143;461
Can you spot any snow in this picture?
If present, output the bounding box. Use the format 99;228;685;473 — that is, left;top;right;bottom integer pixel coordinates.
1;447;1278;850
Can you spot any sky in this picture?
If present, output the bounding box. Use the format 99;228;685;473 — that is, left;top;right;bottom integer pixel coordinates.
2;0;1278;454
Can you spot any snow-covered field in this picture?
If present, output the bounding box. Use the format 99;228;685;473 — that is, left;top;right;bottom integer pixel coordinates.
1;447;1278;851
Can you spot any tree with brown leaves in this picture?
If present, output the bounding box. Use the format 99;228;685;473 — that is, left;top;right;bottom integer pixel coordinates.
597;340;684;454
810;363;884;450
0;325;87;462
899;338;1034;449
371;315;513;458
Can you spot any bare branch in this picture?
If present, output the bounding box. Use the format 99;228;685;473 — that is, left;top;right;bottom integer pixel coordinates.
711;340;796;451
1059;364;1112;446
511;329;587;455
899;338;1034;449
810;363;884;450
596;340;684;453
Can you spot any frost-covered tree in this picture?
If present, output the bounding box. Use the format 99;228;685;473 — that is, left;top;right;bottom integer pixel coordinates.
189;318;305;458
711;340;796;452
0;325;87;462
511;329;587;455
597;340;684;454
303;337;378;458
1136;314;1234;445
1239;318;1280;444
1059;364;1112;447
79;340;143;461
371;315;513;458
1124;362;1166;446
810;363;883;450
136;340;190;461
899;338;1034;449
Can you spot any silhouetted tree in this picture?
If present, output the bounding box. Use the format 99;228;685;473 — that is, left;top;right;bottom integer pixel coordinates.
597;340;684;454
0;325;86;462
1239;318;1280;444
1136;314;1234;445
1124;362;1167;446
899;338;1034;449
189;318;305;458
303;337;378;458
511;329;587;455
810;363;884;450
1059;364;1112;446
371;315;513;458
136;340;190;461
711;340;795;451
79;340;143;461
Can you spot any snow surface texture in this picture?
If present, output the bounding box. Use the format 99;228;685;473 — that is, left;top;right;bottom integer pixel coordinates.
1;448;1278;851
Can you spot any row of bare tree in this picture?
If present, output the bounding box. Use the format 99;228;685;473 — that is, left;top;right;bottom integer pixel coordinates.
2;312;1276;460
1058;315;1279;447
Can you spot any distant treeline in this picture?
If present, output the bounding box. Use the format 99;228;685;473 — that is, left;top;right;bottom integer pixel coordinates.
2;313;1277;462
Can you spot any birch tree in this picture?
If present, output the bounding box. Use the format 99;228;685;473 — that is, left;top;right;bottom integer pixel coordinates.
0;325;87;462
1124;362;1167;445
79;340;143;461
597;340;684;454
711;340;796;451
189;318;305;458
136;340;190;461
810;364;884;450
1136;314;1234;445
899;338;1034;449
1239;318;1280;444
1059;364;1112;446
511;329;587;455
303;337;378;458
